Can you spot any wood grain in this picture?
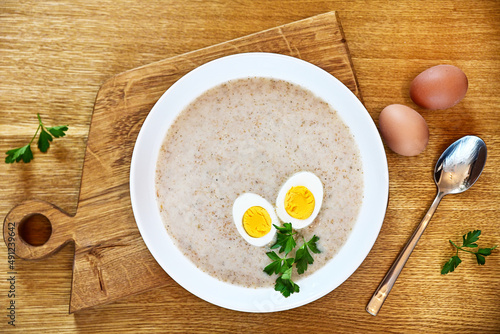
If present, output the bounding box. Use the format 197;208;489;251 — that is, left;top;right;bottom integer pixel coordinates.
1;0;499;333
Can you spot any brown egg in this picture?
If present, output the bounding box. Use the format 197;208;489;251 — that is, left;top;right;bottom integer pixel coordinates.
378;104;429;156
410;65;468;110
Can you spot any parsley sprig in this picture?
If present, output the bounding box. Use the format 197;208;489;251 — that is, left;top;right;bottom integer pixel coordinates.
264;223;320;297
441;230;497;274
5;113;68;163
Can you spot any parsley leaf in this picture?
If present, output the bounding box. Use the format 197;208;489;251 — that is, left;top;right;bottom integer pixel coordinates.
38;128;53;153
275;277;300;297
476;246;498;265
477;246;498;256
462;230;481;248
5;113;68;164
475;253;486;265
441;255;462;274
47;125;68;138
270;223;296;255
274;267;300;297
264;251;294;276
295;235;320;274
441;230;497;274
5;144;34;163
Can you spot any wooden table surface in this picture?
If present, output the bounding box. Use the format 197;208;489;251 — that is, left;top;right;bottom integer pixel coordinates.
1;1;499;333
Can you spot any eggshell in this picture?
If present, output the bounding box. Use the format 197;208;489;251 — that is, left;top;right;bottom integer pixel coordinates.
378;104;429;156
410;65;468;110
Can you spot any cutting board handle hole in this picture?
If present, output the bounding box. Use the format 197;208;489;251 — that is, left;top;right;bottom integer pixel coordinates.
18;214;52;246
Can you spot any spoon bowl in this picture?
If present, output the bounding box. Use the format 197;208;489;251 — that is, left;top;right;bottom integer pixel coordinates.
434;135;487;194
366;135;487;316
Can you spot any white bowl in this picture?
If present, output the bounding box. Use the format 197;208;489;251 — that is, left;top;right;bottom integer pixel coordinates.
130;53;389;312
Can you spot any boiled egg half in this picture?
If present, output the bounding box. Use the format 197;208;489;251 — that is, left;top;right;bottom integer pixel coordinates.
232;193;278;246
275;171;323;229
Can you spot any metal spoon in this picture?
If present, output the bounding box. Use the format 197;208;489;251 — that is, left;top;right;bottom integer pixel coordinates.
366;135;487;316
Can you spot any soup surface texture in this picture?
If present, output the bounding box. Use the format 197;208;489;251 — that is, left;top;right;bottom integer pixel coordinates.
155;77;363;287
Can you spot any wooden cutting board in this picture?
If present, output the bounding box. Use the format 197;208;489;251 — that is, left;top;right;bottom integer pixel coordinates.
3;11;361;313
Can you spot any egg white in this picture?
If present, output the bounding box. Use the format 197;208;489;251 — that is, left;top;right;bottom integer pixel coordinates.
232;193;278;247
275;171;324;229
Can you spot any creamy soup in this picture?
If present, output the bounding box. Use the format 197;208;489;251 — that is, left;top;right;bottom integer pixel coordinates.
155;77;363;287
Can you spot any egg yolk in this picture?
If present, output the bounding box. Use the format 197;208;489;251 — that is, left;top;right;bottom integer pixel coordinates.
242;206;272;238
284;186;315;219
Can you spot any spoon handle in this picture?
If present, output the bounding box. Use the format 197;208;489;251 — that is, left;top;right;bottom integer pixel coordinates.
366;192;445;316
